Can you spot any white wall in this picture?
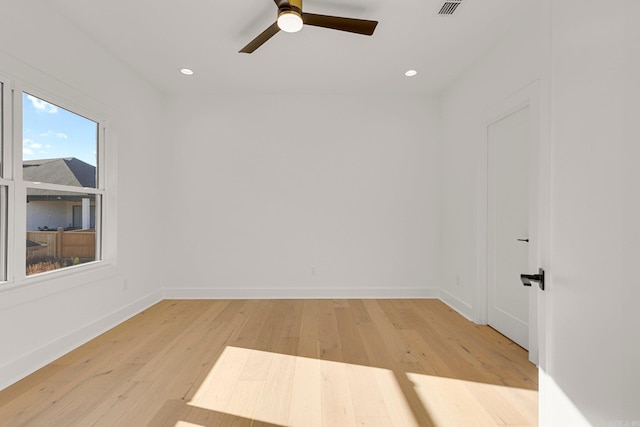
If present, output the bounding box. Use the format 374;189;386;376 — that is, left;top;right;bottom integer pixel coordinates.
441;1;640;424
542;1;640;425
440;7;542;318
4;3;637;424
163;93;441;298
0;1;166;389
26;201;72;231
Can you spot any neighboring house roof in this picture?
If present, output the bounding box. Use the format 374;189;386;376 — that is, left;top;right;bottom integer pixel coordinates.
24;158;96;200
24;158;96;187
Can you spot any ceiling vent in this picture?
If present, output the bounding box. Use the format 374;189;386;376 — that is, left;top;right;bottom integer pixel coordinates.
438;0;462;15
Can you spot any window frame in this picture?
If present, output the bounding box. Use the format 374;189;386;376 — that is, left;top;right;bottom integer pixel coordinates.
0;76;113;289
0;75;14;283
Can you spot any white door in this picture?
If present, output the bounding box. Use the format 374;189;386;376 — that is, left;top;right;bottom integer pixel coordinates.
487;106;530;349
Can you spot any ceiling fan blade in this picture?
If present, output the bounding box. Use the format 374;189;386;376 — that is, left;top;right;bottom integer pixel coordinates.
239;22;281;53
302;13;378;35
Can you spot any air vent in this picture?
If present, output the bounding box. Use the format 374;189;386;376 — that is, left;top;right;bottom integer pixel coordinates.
438;0;462;15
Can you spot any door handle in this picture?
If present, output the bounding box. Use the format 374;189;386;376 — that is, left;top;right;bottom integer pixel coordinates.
517;238;529;242
520;268;545;290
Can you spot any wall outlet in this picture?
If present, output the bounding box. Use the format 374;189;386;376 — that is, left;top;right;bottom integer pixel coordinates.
311;267;317;276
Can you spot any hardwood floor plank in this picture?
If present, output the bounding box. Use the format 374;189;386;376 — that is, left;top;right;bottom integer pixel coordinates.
345;363;388;418
317;300;343;362
252;350;295;425
356;317;436;427
0;299;538;427
146;399;226;427
334;305;370;366
279;299;304;339
296;299;320;359
190;346;252;414
252;301;289;353
361;300;420;365
218;379;263;427
228;300;272;349
356;416;394;427
347;299;372;324
0;299;203;423
287;356;322;427
320;359;357;427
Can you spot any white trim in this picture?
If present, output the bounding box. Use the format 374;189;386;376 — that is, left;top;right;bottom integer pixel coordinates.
22;181;105;195
163;287;440;300
477;80;541;364
0;73;14;181
12;82;26;284
439;288;475;321
0;290;162;391
0;77;12;282
4;182;14;284
0;264;120;309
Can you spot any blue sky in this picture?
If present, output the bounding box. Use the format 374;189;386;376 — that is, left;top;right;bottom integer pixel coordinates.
22;93;97;166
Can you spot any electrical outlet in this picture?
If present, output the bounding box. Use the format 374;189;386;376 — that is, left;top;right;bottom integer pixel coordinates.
311;267;317;276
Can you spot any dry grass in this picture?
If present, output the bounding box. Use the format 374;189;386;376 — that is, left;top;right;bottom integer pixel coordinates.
26;256;74;275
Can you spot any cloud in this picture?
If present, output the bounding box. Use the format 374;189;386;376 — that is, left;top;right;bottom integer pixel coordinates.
26;95;58;114
23;139;48;156
40;130;68;139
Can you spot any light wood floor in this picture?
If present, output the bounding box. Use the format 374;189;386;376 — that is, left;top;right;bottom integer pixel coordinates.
0;299;537;427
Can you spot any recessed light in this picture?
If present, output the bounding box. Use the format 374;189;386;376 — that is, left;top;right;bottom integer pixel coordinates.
180;68;194;76
405;69;418;77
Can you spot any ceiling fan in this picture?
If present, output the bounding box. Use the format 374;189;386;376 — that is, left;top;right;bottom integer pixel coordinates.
240;0;378;53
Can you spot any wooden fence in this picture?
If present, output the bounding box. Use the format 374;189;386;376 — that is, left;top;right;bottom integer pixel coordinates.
27;228;96;259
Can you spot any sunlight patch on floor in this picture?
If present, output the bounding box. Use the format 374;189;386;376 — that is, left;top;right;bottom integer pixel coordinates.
408;372;538;426
187;346;537;427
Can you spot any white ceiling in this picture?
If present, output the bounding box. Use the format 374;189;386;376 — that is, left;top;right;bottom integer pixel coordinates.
46;0;535;96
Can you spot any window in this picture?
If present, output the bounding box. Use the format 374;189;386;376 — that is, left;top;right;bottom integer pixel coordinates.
0;81;7;281
22;93;103;276
0;77;108;285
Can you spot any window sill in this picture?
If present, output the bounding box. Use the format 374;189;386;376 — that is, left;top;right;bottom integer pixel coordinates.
0;262;121;311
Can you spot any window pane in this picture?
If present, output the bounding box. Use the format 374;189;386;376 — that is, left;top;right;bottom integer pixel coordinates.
1;82;3;175
22;92;97;188
26;189;98;276
0;84;5;280
0;186;6;282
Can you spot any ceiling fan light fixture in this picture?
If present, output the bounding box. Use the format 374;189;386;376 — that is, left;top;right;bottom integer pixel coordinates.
278;10;303;33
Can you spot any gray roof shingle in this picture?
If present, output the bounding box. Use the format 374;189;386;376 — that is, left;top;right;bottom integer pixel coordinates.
24;158;96;199
23;157;96;188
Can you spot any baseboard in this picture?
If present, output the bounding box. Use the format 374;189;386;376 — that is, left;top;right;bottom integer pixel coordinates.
439;288;475;321
163;287;440;300
0;290;163;392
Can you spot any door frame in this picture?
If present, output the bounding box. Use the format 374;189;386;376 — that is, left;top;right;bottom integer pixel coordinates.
475;81;541;364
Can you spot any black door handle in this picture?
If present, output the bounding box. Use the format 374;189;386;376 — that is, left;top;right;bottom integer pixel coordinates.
520;268;545;290
517;238;529;242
